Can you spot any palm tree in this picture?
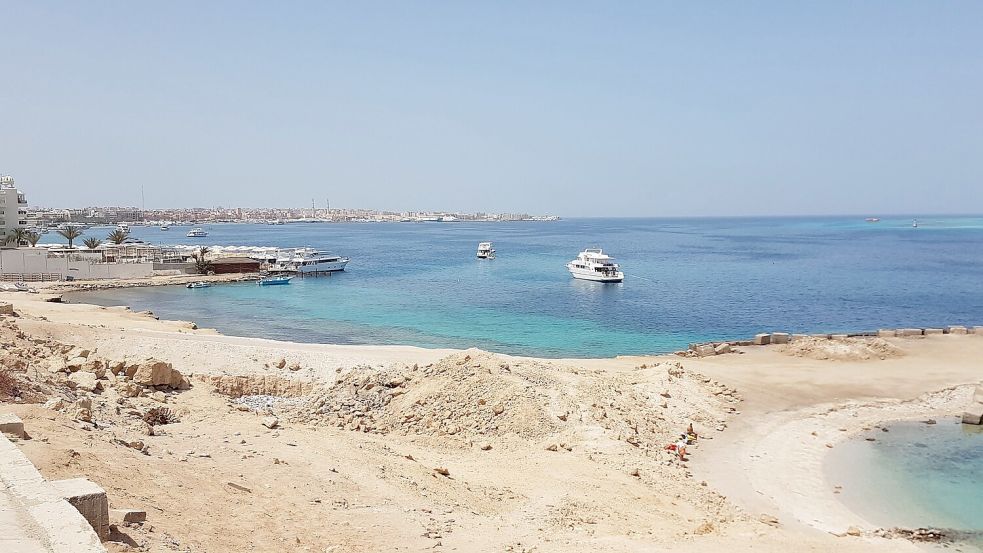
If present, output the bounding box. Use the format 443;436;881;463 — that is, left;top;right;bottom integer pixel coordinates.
107;228;129;245
191;246;213;275
56;226;84;249
83;237;102;250
4;228;29;247
25;231;41;247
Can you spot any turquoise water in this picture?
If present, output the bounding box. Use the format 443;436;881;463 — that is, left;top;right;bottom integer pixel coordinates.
67;216;983;358
827;419;983;546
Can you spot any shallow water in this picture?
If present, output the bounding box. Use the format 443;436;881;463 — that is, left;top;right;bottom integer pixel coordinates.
825;419;983;547
67;216;983;357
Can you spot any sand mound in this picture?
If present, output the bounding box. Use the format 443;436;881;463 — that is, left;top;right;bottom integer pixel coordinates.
778;337;904;361
292;349;740;448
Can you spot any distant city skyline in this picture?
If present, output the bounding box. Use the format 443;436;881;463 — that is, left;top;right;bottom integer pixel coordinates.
2;2;981;216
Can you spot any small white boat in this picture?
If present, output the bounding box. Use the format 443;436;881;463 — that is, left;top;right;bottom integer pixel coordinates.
160;225;169;231
865;217;880;223
259;275;293;286
477;241;495;259
186;281;210;289
912;219;918;228
186;227;208;237
567;248;624;283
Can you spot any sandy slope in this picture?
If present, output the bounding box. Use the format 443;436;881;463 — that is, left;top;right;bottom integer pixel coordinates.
1;290;981;552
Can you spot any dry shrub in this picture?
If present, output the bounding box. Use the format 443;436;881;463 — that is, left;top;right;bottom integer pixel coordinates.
143;407;179;425
0;367;20;398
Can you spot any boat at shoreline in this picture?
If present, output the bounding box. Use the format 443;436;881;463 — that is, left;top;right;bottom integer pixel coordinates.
476;241;495;259
187;227;208;237
270;248;349;274
259;275;293;286
186;281;210;289
567;248;624;283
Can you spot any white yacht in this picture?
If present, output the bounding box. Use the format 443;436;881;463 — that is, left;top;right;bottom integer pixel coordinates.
271;248;349;274
476;241;495;259
117;223;130;233
160;224;170;231
186;227;208;237
566;248;624;283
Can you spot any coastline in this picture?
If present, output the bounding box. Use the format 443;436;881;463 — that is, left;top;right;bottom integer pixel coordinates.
2;287;982;551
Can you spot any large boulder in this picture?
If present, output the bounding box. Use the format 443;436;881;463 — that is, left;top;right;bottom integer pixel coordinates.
131;359;174;387
68;371;100;392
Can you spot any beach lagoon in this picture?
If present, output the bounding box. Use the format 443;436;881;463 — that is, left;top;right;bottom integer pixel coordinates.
826;419;983;548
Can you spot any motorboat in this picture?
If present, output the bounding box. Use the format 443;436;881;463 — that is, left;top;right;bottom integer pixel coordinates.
865;218;880;223
186;281;210;289
476;241;495;259
160;225;169;231
259;275;293;286
912;219;918;228
270;248;349;273
186;227;208;237
566;248;624;283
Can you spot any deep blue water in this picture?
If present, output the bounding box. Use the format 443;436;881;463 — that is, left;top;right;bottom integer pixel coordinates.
67;216;983;358
827;419;983;546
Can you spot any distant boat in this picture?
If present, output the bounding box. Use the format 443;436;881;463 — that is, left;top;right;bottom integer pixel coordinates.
912;219;918;228
186;227;208;237
160;225;169;231
865;217;880;223
477;241;495;259
567;248;624;283
259;275;293;286
270;248;349;273
186;282;210;289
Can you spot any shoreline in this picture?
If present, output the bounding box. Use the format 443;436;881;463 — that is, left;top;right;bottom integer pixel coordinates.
2;288;982;551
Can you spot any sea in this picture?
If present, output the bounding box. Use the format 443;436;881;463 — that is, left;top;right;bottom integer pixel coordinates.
826;419;983;548
63;216;983;358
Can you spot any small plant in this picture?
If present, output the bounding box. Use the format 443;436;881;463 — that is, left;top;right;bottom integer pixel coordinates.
143;407;179;425
83;237;102;250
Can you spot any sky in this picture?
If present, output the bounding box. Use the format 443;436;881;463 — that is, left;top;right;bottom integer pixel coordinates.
1;2;981;217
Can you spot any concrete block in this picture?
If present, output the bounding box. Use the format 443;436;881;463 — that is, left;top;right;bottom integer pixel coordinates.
811;334;831;339
877;329;897;338
0;413;25;439
791;334;810;341
109;508;146;524
0;302;13;315
50;478;109;539
770;332;790;345
830;334;848;341
923;328;944;335
713;343;731;355
753;333;770;345
972;326;983;335
946;326;968;335
694;343;716;357
897;328;923;337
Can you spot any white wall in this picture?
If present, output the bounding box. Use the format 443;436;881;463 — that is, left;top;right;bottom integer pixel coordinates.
0;249;154;280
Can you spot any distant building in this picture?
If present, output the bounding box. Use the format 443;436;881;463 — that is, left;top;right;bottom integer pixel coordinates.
0;175;28;247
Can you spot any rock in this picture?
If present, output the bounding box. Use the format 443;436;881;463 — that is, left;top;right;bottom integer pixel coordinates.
151;391;167;403
545;443;558;452
82;358;106;378
478;442;492;451
758;514;779;526
962;405;983;425
131;359;174;387
275;358;287;369
68;371;100;392
74;408;92;422
261;416;279;429
288;363;302;372
65;356;87;372
117;382;143;398
694;343;716;357
714;343;731;355
43;398;65;411
846;526;862;536
629;468;640;477
492;403;505;415
433;467;450;476
110;508;147;524
753;333;771;346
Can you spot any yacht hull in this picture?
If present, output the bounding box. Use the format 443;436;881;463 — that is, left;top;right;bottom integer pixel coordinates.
295;260;349;273
567;266;623;283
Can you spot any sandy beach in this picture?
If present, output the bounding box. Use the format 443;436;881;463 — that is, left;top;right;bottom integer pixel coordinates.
1;286;981;552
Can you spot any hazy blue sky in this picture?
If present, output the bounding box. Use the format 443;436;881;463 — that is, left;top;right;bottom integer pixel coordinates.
1;2;980;216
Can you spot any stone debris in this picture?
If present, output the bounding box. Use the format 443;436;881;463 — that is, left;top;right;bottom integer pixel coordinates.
0;413;26;438
962;385;983;425
262;416;280;429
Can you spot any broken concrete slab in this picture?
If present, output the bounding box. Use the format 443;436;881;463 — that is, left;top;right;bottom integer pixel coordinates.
109;508;146;524
753;333;770;346
0;413;26;439
50;478;110;540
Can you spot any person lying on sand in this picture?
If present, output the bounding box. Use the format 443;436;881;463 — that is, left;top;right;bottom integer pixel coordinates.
675;434;688;460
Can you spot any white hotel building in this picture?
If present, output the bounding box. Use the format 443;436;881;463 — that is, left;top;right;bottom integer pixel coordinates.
0;175;29;247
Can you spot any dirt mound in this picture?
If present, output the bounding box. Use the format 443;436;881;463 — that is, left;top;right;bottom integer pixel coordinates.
778;337;904;361
296;349;576;439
